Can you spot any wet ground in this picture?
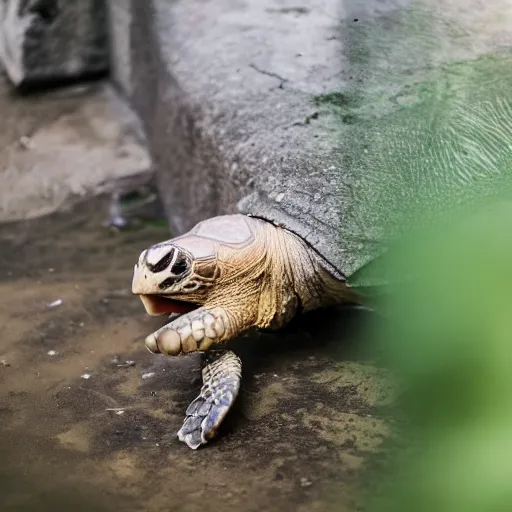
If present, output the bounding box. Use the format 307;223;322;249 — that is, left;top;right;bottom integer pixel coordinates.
0;197;393;512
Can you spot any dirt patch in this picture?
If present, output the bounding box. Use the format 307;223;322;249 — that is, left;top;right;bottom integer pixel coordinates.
0;198;393;511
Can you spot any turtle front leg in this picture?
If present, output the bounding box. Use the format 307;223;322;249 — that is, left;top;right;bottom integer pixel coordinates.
144;306;235;356
144;307;244;450
178;349;242;449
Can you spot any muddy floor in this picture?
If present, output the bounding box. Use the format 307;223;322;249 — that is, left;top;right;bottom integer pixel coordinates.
0;198;393;512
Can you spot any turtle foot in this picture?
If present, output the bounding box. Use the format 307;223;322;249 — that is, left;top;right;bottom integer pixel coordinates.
145;307;228;356
177;350;242;450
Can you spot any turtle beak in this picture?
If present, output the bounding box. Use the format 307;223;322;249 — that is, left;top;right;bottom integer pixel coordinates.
132;249;163;295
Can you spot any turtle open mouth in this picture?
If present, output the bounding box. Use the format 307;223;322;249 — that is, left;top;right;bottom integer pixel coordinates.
139;294;199;316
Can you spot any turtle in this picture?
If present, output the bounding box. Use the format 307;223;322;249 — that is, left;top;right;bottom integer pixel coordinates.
132;0;512;449
131;214;360;449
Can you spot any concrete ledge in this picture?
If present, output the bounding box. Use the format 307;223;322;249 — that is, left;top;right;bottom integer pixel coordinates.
108;0;343;239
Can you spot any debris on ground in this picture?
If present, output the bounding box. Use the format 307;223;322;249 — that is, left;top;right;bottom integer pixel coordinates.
300;477;312;488
110;356;136;368
19;135;34;150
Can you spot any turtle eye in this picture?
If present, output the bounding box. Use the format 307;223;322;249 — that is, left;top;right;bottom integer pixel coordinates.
171;254;190;275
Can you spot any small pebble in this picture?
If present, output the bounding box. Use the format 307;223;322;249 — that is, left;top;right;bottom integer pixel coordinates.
142;372;155;379
48;299;63;308
47;350;58;356
107;215;128;229
1;360;10;367
81;373;92;380
300;477;312;488
19;135;33;150
116;410;125;416
117;360;136;368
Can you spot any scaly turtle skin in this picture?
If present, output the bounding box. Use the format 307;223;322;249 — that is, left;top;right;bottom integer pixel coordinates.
132;214;358;448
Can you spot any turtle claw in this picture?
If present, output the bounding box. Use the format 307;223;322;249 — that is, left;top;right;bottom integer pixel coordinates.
177;350;242;449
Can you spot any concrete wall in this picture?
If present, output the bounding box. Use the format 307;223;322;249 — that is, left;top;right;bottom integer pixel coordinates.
0;0;109;85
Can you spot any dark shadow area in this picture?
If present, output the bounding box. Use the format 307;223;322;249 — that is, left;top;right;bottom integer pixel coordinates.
14;70;109;95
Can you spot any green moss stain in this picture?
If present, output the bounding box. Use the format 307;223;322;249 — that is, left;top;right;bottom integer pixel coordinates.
314;91;358;108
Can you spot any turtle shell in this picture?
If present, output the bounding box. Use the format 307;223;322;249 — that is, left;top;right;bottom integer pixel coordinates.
238;1;512;288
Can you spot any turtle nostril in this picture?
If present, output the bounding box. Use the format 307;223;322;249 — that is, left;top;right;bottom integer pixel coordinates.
145;246;176;273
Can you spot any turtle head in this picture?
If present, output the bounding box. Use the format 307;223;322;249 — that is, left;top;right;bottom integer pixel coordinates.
132;237;219;316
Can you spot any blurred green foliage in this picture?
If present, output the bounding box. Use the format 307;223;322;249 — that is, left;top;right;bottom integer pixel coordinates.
367;200;512;512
